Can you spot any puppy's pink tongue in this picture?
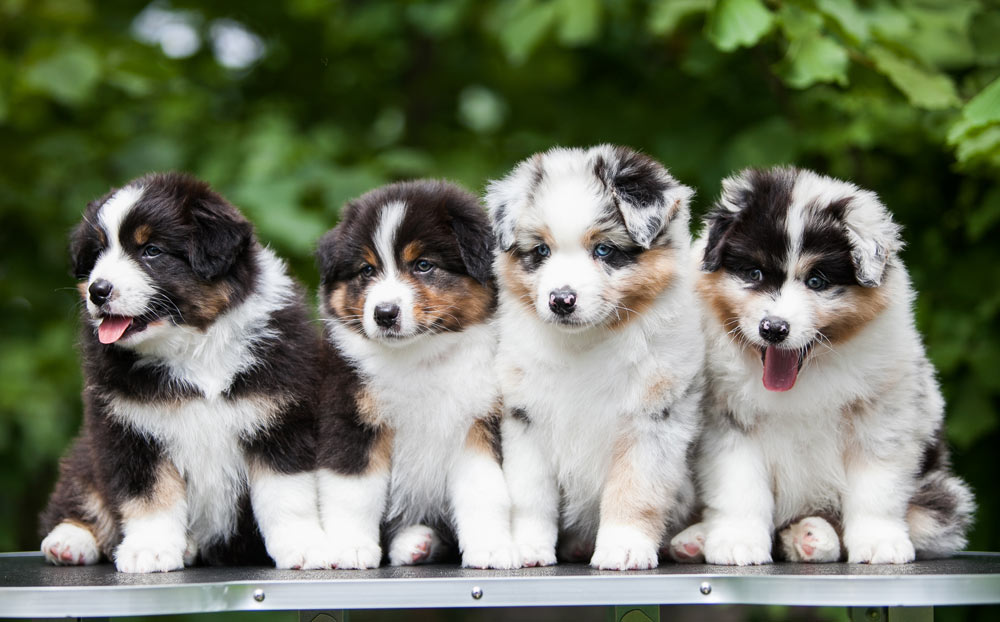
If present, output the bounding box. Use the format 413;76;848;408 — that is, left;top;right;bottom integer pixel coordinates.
762;346;799;392
98;316;132;344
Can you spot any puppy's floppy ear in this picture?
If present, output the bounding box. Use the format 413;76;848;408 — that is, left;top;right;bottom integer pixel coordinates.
315;224;345;287
484;154;542;252
701;173;751;272
447;196;495;287
594;145;693;249
840;188;903;288
186;182;254;281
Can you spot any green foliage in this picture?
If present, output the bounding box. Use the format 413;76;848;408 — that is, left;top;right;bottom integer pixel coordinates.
1;0;999;593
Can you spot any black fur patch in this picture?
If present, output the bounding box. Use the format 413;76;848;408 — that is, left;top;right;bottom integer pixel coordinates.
800;197;862;287
702;169;796;290
510;407;531;425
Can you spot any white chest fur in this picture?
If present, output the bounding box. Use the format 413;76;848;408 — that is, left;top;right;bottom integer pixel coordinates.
331;323;499;527
108;395;278;547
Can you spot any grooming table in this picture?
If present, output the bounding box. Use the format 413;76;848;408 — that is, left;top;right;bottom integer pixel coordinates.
2;552;998;621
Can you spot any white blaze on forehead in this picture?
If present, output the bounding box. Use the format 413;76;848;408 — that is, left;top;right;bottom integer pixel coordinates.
98;184;146;248
373;200;407;275
537;177;604;249
365;200;418;339
87;184;156;321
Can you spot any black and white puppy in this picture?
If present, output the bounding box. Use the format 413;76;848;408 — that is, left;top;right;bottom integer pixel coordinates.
670;167;974;565
486;145;703;570
40;173;330;572
315;180;518;569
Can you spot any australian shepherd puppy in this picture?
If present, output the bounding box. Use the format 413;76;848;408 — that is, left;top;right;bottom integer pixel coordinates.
314;180;518;569
485;145;704;570
670;167;974;565
40;173;330;572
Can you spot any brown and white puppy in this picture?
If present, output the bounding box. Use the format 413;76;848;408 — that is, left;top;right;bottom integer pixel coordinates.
40;173;330;572
486;145;704;570
670;167;974;565
315;179;518;569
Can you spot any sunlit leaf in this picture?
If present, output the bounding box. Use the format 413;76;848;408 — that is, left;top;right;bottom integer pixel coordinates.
648;0;711;36
705;0;774;52
868;45;960;110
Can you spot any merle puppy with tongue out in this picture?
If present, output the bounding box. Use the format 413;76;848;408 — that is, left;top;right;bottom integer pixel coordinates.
668;166;973;566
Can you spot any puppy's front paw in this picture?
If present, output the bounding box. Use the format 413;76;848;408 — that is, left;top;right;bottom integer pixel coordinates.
267;527;332;570
114;536;185;573
328;537;382;570
516;542;557;568
462;541;521;570
779;517;840;563
42;522;100;566
591;525;659;570
388;524;438;566
845;521;915;564
668;523;707;563
703;523;772;566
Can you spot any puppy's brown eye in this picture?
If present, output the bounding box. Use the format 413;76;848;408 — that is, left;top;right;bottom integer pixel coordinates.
360;264;376;277
414;259;434;273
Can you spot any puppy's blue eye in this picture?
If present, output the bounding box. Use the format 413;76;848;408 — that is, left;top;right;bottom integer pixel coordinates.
747;268;763;283
535;244;550;258
594;243;613;258
361;264;376;277
142;245;162;258
806;275;828;290
414;259;434;273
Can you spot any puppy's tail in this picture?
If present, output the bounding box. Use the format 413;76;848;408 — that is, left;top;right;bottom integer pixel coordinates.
907;470;975;559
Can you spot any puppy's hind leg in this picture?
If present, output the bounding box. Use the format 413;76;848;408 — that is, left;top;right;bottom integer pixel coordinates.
388;524;444;566
777;516;842;563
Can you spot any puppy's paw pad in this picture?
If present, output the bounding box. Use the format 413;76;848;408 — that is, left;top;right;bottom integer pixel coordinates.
703;525;772;566
268;529;332;570
779;517;840;563
516;542;557;567
463;544;521;570
388;525;437;566
115;539;185;573
847;533;915;565
328;539;382;570
668;524;707;563
42;522;100;566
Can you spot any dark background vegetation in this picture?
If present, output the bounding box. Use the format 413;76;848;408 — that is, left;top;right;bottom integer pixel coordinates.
1;1;998;620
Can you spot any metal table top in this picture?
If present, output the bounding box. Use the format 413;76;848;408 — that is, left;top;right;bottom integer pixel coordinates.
2;552;999;617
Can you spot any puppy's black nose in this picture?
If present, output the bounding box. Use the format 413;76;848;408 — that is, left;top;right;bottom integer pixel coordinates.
759;316;790;343
89;279;113;306
374;303;400;328
549;288;577;316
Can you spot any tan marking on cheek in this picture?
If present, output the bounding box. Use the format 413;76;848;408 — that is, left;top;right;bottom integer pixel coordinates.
133;225;153;246
413;274;495;332
600;436;667;543
190;283;232;326
498;254;534;312
366;426;394;475
77;281;88;300
816;286;890;345
119;462;185;521
329;283;365;324
402;241;424;264
95;227;106;246
609;248;676;329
